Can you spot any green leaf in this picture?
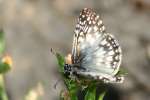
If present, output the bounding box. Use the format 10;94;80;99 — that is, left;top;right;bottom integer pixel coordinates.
59;79;78;100
51;48;65;72
70;93;78;100
98;91;106;100
55;53;65;72
97;84;107;100
64;78;78;100
84;83;96;100
0;62;11;74
52;49;78;99
65;79;78;100
0;31;5;54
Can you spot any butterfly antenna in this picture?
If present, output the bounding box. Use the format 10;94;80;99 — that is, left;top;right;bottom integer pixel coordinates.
50;48;56;55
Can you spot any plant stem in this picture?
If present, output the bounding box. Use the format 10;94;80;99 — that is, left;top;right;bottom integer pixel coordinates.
0;75;8;100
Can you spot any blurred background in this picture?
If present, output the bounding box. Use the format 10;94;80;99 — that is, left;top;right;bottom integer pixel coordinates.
0;0;150;100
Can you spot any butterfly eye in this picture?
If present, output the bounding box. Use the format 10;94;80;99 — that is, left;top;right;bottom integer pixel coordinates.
64;64;69;70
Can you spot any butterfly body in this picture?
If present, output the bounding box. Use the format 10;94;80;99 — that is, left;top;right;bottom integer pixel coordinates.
64;8;124;83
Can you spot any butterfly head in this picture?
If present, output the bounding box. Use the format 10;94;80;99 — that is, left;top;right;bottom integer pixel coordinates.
64;54;74;78
64;64;72;78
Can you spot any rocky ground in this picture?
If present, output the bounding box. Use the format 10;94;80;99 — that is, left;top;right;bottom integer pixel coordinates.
0;0;150;100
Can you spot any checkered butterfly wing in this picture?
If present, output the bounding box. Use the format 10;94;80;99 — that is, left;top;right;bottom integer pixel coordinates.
71;8;123;83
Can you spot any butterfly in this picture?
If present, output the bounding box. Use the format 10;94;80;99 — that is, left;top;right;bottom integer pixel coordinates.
64;8;124;83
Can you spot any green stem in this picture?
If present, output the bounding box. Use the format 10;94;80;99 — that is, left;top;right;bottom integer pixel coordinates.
0;31;9;100
0;75;8;100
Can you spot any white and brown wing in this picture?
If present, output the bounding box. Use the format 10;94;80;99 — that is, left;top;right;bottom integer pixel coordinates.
72;8;105;64
71;8;123;83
